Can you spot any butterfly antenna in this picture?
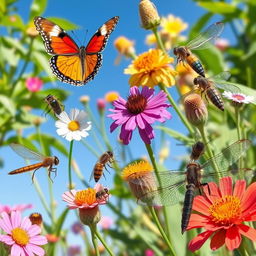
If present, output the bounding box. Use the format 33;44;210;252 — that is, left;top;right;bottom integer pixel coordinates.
82;29;89;46
71;30;82;46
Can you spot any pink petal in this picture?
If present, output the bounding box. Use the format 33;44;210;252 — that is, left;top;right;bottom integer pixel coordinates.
237;224;256;241
1;234;15;245
62;190;76;203
233;179;246;199
26;244;45;256
188;230;213;252
0;212;12;233
130;86;140;95
29;235;48;245
11;243;24;256
225;226;241;251
120;125;133;145
28;225;41;237
20;217;31;231
125;116;137;131
210;229;226;250
219;177;233;197
110;121;119;132
136;114;146;129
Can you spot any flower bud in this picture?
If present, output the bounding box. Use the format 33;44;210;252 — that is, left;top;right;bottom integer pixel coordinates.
80;95;90;105
139;0;161;30
79;206;101;226
97;98;106;114
184;93;208;127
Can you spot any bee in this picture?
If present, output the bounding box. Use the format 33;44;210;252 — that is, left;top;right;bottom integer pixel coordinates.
174;22;224;77
90;151;114;182
44;94;63;116
9;143;59;182
96;188;109;201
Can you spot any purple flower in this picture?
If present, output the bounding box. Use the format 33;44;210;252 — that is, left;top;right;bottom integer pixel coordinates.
108;86;171;145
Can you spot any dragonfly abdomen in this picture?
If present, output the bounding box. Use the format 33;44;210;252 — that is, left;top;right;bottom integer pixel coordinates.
206;87;224;111
9;163;42;175
186;54;205;77
181;183;195;234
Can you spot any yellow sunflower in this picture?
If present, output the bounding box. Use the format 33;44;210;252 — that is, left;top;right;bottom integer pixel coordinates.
124;49;177;88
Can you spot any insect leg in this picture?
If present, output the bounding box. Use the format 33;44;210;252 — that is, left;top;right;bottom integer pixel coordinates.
31;167;41;183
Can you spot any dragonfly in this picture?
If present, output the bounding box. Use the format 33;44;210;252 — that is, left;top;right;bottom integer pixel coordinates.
192;71;241;111
128;139;252;234
173;22;224;77
9;143;59;182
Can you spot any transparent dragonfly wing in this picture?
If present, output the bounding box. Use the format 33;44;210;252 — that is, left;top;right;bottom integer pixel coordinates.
10;143;45;161
128;170;187;206
186;22;224;50
200;139;251;175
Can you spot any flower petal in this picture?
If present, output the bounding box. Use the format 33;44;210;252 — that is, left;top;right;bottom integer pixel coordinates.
210;229;226;250
219;176;233;197
188;230;213;252
192;195;211;216
237;224;256;241
241;182;256;214
233;179;246;199
225;226;241;251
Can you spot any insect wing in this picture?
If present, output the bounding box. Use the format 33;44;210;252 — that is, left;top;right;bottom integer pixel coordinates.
128;170;187;206
10;143;45;161
200;139;251;175
186;22;224;50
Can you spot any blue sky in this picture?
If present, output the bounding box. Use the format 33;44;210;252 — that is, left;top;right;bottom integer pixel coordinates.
0;0;234;249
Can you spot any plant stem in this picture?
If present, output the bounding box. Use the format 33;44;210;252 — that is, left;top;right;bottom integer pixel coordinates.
99;110;112;151
159;84;194;135
68;140;74;190
152;27;167;54
94;226;115;256
89;225;100;256
145;144;173;243
235;106;242;141
148;207;176;256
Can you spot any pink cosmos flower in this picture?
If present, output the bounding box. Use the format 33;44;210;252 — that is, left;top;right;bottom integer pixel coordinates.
98;216;114;230
222;91;255;104
0;211;47;256
215;38;229;51
71;221;84;234
68;245;81;256
108;86;171;145
62;184;109;209
26;77;43;92
0;204;33;214
145;249;155;256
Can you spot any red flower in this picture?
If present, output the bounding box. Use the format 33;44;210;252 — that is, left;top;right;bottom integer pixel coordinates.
188;176;256;252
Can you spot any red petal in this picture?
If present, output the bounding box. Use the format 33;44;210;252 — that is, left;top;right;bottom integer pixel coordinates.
237;224;256;241
225;226;241;251
210;229;226;250
187;214;209;229
233;180;246;200
192;195;211;216
188;230;213;252
219;177;233;197
203;182;221;204
241;182;256;214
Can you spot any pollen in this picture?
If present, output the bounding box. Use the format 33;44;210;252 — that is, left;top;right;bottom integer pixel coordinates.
11;228;29;246
209;195;241;225
74;188;96;206
68;120;80;131
126;94;147;114
122;160;153;181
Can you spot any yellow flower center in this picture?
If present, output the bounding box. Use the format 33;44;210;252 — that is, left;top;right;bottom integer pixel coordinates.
68;120;80;131
74;188;96;206
209;195;241;225
122;160;153;181
11;228;29;246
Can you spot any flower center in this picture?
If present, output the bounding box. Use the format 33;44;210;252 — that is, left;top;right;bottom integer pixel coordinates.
232;94;245;101
11;228;29;246
68;120;80;131
209;195;241;225
126;94;147;114
74;188;96;206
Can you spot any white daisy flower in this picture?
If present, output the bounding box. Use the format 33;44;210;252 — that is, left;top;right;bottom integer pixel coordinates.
222;91;255;104
55;109;91;141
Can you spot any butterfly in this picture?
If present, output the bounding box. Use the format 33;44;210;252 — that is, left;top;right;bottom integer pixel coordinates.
34;16;119;86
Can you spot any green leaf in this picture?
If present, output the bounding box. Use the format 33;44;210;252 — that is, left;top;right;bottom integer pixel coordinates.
0;14;25;30
2;36;26;55
4;136;39;152
0;95;16;115
241;41;256;60
0;0;6;13
29;0;47;20
46;17;79;30
197;1;242;16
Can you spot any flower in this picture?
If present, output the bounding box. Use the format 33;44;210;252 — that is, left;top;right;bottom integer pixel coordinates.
114;36;135;57
71;222;84;235
29;213;43;226
0;211;47;256
108;86;171;145
25;77;43;92
215;38;229;51
158;141;170;164
188;177;256;252
45;234;60;243
0;204;33;214
183;93;208;127
139;0;160;30
79;95;90;105
98;216;114;230
145;249;155;256
105;91;119;103
222;91;255;104
68;245;81;256
55;109;91;141
125;49;177;88
161;15;188;38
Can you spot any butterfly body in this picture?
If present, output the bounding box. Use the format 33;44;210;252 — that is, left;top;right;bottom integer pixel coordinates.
34;16;119;86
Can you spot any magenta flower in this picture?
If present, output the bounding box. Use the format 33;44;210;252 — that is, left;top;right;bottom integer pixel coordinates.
108;86;171;145
0;211;47;256
26;77;43;92
145;249;155;256
71;221;84;235
67;245;81;256
0;204;33;214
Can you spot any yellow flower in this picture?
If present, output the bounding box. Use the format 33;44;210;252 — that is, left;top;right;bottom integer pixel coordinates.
179;84;192;95
114;36;135;56
145;33;157;46
161;15;188;38
124;49;177;88
105;91;119;103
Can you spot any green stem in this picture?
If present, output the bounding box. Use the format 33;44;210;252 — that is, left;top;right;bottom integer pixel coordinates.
99;110;112;151
85;105;101;132
89;225;100;256
235;106;242;141
68;140;74;190
246;67;253;88
94;226;115;256
152;27;167;54
145;144;173;244
197;125;221;179
159;84;194;135
148;207;176;256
